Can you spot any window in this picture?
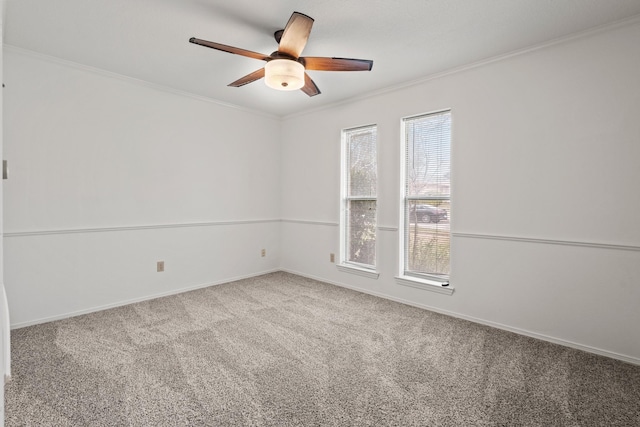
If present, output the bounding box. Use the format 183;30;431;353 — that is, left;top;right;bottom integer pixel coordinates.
400;110;451;286
340;125;377;272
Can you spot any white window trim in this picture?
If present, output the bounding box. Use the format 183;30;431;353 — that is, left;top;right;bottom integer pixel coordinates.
337;263;380;279
398;109;453;293
395;275;453;295
340;124;378;270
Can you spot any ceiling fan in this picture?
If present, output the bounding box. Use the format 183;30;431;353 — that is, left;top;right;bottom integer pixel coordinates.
189;11;373;97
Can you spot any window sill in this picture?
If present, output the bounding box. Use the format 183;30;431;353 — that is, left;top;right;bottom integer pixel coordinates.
337;264;380;279
395;275;454;295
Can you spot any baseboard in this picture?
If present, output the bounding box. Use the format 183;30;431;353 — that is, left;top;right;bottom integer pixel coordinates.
10;268;280;330
280;268;640;366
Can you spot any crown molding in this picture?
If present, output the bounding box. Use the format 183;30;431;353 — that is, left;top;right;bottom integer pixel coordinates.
2;44;280;120
282;13;640;121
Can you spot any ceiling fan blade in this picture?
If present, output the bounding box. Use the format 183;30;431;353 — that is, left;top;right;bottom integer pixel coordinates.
278;12;314;58
228;68;266;87
301;73;321;97
189;38;270;61
302;57;373;72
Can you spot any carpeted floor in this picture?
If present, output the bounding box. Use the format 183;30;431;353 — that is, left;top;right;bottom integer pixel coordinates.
5;272;640;426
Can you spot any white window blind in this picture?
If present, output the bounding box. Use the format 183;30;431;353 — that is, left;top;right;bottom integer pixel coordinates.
402;111;451;280
341;125;377;268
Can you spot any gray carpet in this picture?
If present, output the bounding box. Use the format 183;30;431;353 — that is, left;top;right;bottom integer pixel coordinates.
5;272;640;426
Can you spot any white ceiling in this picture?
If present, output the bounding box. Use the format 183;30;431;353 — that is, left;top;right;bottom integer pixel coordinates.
4;0;640;117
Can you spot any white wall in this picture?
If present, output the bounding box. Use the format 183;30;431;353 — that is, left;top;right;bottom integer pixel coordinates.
280;21;640;363
3;48;282;326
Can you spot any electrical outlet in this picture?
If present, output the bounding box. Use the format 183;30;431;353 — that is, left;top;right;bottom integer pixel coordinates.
330;253;335;263
157;261;164;272
261;249;266;257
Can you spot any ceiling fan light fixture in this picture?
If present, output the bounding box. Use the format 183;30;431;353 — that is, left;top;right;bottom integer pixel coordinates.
264;59;305;91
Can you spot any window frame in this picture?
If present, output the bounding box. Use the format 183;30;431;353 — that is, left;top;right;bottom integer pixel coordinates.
339;124;379;278
397;109;453;294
